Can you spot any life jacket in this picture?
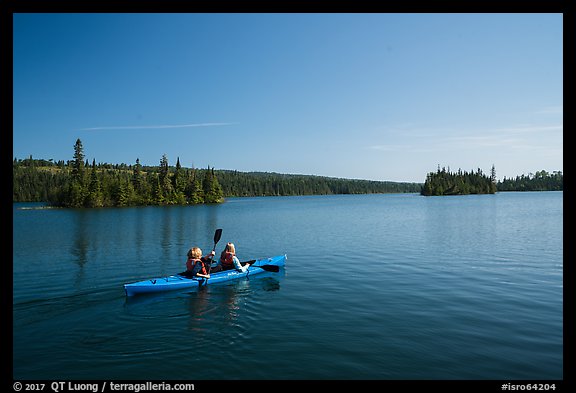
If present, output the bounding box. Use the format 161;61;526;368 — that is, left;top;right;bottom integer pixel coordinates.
186;258;207;276
220;251;235;269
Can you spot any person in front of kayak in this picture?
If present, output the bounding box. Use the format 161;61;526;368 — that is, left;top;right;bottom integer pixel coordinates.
183;247;215;279
219;242;249;273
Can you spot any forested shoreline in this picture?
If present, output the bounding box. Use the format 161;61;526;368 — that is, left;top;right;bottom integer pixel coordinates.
421;165;562;196
497;170;563;192
13;140;563;206
13;139;422;207
421;166;498;196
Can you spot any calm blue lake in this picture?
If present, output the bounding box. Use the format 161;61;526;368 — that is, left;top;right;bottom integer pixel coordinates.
12;192;563;380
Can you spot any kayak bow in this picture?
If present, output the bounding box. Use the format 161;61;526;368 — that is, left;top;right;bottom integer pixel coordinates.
124;254;286;296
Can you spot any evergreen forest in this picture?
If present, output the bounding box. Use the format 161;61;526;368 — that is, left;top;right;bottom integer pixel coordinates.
497;170;563;192
13;139;422;207
421;165;562;196
13;140;563;206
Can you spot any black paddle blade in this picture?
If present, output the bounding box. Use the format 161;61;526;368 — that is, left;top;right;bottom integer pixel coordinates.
241;260;280;272
259;265;280;273
214;228;223;244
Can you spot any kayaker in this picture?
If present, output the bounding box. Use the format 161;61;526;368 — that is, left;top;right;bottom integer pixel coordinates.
183;247;215;279
219;242;249;273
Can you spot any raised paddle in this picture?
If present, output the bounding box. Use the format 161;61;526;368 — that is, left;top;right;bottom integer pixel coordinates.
212;228;223;252
206;228;223;276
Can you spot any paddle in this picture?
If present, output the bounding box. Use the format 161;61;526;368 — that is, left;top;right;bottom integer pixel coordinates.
242;260;280;273
206;228;223;276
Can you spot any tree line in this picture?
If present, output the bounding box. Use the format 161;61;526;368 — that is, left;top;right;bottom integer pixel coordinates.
14;140;562;205
13;139;224;207
497;170;563;191
421;165;563;196
421;165;497;196
216;170;422;197
13;139;423;207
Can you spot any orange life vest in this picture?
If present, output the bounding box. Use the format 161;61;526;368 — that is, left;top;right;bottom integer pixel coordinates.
220;251;235;269
186;258;207;275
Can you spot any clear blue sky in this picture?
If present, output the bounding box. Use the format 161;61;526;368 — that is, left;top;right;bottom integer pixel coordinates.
13;13;562;183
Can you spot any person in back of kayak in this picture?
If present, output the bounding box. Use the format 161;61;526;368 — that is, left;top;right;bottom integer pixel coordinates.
183;247;215;279
219;242;249;273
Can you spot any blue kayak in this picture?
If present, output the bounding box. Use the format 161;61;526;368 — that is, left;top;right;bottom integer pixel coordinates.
124;254;286;296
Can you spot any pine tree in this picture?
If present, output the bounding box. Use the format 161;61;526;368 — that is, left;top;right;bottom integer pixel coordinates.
171;157;186;203
173;157;183;193
115;181;128;207
132;158;143;192
85;159;103;207
64;138;88;207
490;164;497;193
152;175;164;205
184;168;204;204
203;166;224;203
67;181;85;207
159;154;173;201
71;139;85;178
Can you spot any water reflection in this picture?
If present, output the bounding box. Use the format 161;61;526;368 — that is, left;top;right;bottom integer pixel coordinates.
184;274;282;332
71;209;90;267
134;207;146;260
160;208;173;271
158;204;223;271
185;285;214;332
70;209;91;289
204;204;221;237
175;206;186;250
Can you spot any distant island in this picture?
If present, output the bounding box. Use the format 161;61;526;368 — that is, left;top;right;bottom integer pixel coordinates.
13;139;422;208
421;165;562;196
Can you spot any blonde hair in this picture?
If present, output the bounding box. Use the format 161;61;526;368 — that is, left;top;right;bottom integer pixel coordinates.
225;243;236;254
187;247;202;259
